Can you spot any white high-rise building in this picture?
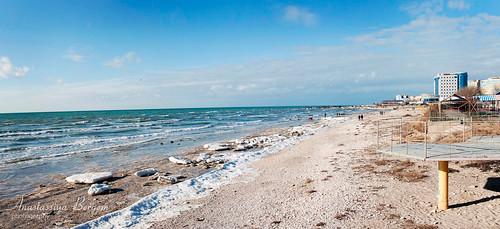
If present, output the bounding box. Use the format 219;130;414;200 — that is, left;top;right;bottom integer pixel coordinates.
433;72;468;101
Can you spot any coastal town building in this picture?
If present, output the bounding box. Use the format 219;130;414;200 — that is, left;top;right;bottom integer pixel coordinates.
395;94;409;102
469;77;500;95
433;72;468;101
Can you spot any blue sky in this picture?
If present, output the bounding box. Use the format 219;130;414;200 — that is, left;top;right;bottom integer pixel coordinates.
1;0;500;112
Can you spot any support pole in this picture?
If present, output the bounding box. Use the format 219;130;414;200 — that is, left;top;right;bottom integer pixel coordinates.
399;117;403;144
462;118;466;143
390;121;393;152
424;121;428;159
438;161;449;210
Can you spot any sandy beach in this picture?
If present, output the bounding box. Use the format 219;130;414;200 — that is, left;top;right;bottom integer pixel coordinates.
1;109;500;228
151;109;500;228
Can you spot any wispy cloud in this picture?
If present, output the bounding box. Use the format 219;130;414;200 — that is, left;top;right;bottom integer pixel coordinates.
447;0;470;10
401;0;444;16
402;0;471;17
63;49;84;62
282;5;317;26
104;52;140;68
0;56;29;79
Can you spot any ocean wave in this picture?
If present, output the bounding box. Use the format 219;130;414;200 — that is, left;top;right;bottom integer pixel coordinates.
0;119;181;139
0;137;163;166
214;120;262;129
0;124;213;161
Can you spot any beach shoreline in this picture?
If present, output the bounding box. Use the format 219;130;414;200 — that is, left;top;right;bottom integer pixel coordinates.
0;113;343;228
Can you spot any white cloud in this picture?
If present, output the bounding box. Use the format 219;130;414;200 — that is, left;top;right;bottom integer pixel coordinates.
447;0;470;10
63;50;84;62
402;0;444;16
283;5;317;26
402;0;471;17
0;56;29;79
105;52;140;68
236;83;257;91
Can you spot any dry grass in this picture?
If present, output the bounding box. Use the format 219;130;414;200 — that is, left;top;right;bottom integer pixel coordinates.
385;213;400;220
433;131;464;144
461;161;500;172
353;159;428;182
402;219;438;229
334;212;349;220
315;222;326;227
304;178;314;184
401;122;426;142
422;104;439;122
473;122;500;136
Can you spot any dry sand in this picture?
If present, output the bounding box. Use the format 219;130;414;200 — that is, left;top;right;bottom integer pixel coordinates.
152;109;500;229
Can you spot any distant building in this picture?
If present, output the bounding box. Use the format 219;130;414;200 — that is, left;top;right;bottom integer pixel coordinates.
433;72;468;101
395;94;409;102
478;77;500;95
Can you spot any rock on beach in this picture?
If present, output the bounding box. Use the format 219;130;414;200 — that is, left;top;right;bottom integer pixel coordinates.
169;156;192;165
87;183;111;196
65;172;113;184
134;168;158;177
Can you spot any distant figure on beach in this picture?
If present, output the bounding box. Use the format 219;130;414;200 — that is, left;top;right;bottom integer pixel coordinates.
361;114;364;120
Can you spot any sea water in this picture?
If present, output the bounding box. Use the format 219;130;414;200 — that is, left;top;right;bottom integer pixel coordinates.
0;106;357;198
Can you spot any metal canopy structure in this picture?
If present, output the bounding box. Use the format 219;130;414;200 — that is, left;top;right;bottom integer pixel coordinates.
381;136;500;161
375;115;500;210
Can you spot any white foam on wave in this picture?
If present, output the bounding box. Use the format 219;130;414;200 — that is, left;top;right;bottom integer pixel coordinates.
74;123;326;229
0;123;217;167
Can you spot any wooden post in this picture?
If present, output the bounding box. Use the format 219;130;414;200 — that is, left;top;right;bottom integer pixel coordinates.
438;161;449;210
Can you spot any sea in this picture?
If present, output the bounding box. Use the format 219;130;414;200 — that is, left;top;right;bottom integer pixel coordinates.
0;106;359;198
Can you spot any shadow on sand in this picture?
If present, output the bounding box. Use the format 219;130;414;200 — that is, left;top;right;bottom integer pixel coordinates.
450;177;500;209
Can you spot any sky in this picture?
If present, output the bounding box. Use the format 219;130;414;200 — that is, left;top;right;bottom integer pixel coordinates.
1;0;500;113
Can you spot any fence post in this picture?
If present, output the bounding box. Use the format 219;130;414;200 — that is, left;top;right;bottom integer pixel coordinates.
391;121;393;152
470;116;473;138
462;117;466;142
424;121;428;159
399;117;403;144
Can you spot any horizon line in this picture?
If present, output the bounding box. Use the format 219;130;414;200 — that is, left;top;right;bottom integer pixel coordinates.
0;104;372;115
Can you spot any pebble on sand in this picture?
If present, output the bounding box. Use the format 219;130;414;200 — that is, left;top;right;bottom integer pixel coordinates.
134;168;158;177
157;175;179;184
65;172;113;184
88;183;111;196
169;156;192;165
